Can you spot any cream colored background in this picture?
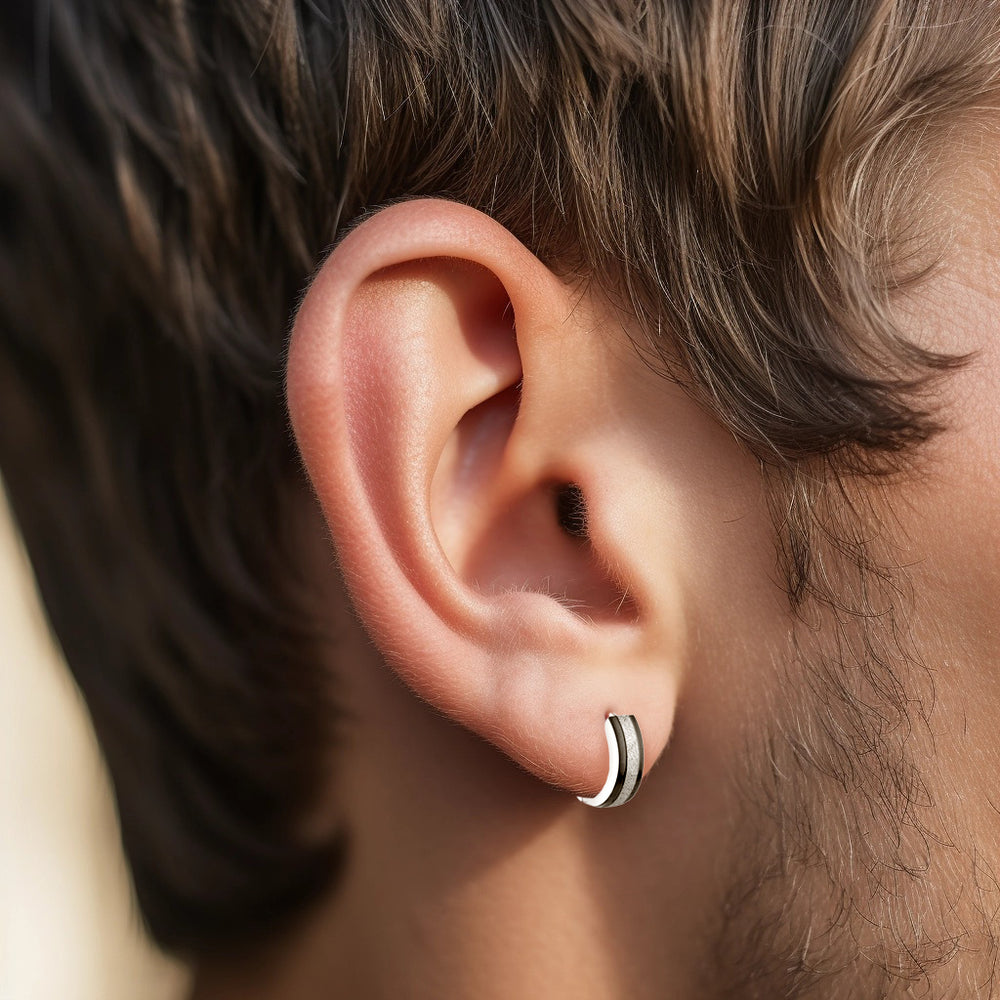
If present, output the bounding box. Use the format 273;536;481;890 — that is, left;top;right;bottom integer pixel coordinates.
0;479;189;1000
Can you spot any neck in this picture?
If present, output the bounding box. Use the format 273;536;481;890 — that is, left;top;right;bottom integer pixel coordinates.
190;629;717;999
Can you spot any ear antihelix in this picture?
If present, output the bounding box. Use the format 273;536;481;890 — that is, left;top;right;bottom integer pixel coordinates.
577;713;644;808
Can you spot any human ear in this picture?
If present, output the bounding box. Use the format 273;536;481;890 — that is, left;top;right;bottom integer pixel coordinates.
286;199;679;801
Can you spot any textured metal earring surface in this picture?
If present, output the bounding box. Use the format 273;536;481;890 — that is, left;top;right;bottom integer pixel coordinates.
577;713;644;808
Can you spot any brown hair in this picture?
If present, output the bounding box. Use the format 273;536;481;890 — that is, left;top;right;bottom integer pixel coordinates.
1;0;998;954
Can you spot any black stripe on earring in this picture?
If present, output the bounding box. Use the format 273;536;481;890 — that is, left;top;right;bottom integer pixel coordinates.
607;714;643;807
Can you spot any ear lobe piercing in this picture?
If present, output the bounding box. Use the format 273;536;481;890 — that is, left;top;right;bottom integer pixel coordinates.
577;713;644;808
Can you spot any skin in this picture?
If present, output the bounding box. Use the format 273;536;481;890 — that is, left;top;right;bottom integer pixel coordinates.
193;162;1000;999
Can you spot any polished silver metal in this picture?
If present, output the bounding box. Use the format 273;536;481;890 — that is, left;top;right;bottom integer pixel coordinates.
577;713;644;808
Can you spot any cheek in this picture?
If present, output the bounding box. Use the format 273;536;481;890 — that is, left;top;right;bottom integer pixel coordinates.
622;379;793;754
896;279;1000;650
881;273;1000;789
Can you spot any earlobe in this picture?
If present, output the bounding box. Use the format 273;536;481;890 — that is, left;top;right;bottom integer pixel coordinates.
287;199;680;803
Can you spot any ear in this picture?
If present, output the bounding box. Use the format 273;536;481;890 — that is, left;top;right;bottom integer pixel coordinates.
287;199;680;799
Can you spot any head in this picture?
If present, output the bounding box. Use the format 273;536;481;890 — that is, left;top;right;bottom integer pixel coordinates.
3;0;1000;995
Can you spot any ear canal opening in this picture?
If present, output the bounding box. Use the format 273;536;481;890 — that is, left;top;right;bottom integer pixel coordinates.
434;431;638;623
546;481;638;623
555;483;589;539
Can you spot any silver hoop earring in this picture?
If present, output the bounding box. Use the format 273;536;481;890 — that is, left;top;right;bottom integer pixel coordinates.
577;713;644;809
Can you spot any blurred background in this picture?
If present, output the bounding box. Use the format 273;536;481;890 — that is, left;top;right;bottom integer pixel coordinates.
0;477;189;1000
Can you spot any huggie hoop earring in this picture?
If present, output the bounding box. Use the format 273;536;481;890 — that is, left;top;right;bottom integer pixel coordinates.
577;713;644;809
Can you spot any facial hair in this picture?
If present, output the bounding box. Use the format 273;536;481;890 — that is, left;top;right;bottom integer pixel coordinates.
710;539;1000;998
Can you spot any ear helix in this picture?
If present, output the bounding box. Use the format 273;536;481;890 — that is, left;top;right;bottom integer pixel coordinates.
577;714;644;809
